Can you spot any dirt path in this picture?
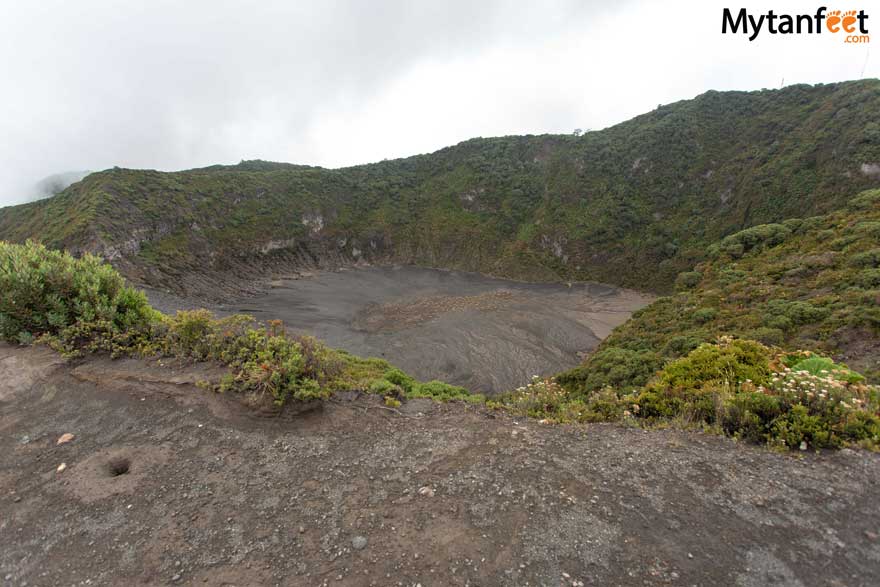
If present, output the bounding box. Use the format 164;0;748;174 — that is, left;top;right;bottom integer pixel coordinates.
1;344;879;586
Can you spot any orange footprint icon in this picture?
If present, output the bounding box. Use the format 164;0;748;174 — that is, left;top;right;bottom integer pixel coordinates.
842;10;858;32
826;10;842;32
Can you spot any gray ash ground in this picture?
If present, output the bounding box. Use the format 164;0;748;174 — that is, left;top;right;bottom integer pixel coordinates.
147;266;654;394
2;344;880;586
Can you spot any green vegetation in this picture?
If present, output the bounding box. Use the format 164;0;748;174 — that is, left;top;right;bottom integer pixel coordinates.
501;338;880;450
0;241;500;408
0;241;421;406
560;190;880;394
0;239;158;347
368;366;476;402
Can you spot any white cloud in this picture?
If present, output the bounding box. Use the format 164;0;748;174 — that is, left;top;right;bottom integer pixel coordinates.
0;0;874;205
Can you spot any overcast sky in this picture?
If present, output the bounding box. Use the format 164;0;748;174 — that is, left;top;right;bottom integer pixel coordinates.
0;0;875;206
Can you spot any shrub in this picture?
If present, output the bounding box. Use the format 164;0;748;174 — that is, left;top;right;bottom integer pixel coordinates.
849;249;880;268
500;376;571;419
161;309;217;359
0;242;406;407
295;334;345;382
635;386;707;421
675;271;702;290
720;391;783;443
463;393;487;404
719;224;792;258
369;379;400;395
798;216;826;233
716;268;747;285
633;340;880;449
662;334;705;357
383;367;416;393
788;301;831;324
770;405;835;448
743;327;785;346
848;189;880;211
782;218;803;232
721;242;744;258
815;229;837;242
786;355;864;384
855;221;880;238
856;268;880;288
829;234;860;250
581;387;632;421
655;338;771;391
0;241;157;351
764;314;794;332
764;299;830;326
560;347;663;394
692;307;717;324
408;380;471;401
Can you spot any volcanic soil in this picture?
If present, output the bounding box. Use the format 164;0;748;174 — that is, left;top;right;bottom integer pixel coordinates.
2;344;880;586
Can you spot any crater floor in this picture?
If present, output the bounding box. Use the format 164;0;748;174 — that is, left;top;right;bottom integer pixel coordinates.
188;266;654;393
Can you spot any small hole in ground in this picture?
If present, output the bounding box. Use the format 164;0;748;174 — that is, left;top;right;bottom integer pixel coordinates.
107;457;131;477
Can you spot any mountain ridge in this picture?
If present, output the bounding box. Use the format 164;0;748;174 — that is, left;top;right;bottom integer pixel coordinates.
2;79;879;301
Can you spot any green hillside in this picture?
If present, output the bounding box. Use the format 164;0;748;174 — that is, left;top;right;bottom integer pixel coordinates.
2;80;879;299
559;189;880;391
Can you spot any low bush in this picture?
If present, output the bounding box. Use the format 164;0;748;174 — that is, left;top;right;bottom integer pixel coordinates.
855;221;880;238
0;241;157;349
718;223;792;258
364;369;474;402
136;310;329;405
634;338;880;449
408;380;471;401
662;334;705;357
499;376;570;419
382;367;416;393
370;379;400;396
764;314;794;332
0;241;477;408
849;249;880;268
720;391;783;443
716;268;748;285
675;271;702;290
848;189;880;210
856;268;880;288
655;338;771;391
498;337;880;450
557;347;662;394
763;299;830;326
692;307;718;324
784;354;864;384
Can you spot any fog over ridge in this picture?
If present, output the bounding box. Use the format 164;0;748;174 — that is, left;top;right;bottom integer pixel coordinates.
0;0;874;206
